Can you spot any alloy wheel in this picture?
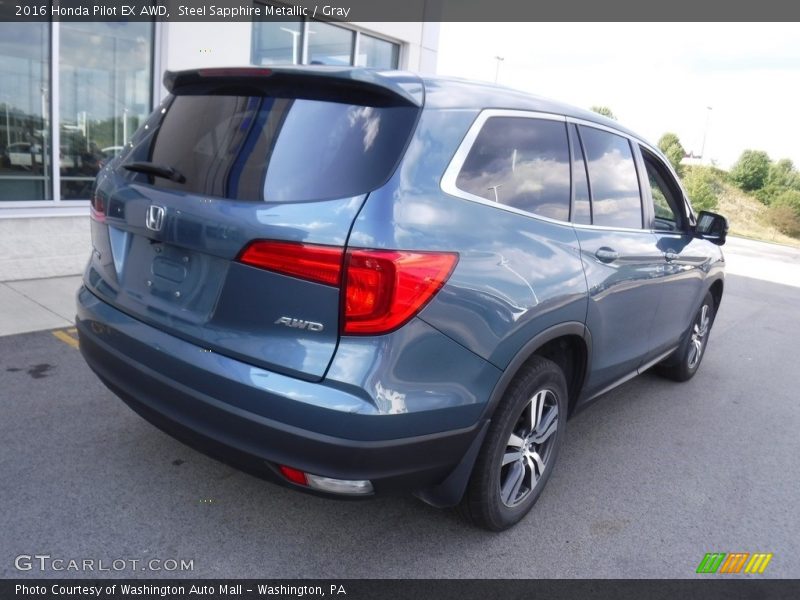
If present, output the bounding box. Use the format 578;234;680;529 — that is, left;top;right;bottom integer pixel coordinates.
687;304;711;369
499;388;559;507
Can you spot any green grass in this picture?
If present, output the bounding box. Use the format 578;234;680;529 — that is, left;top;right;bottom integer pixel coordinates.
682;166;800;248
714;181;800;248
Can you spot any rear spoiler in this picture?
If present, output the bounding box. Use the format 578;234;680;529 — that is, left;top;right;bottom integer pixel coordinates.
163;66;424;108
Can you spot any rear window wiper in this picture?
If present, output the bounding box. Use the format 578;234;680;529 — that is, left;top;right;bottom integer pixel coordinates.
124;161;186;183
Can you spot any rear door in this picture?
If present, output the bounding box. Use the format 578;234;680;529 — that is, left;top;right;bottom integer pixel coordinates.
85;68;421;381
569;124;665;397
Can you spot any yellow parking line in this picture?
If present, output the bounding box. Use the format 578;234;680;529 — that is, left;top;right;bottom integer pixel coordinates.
67;327;77;334
52;329;79;350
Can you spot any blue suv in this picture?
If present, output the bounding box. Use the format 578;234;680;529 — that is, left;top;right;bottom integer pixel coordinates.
77;67;727;530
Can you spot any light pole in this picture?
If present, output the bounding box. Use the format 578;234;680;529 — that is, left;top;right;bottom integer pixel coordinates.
494;56;504;83
700;106;712;163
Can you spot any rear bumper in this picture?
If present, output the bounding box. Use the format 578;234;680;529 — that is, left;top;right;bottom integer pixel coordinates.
76;286;485;497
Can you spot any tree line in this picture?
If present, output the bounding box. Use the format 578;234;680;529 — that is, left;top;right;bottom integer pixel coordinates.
590;107;800;238
729;151;800;236
660;131;800;237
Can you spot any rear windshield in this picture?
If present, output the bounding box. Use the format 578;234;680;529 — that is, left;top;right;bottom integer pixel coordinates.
129;94;417;202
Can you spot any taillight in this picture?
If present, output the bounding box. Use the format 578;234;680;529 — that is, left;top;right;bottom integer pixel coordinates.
90;192;105;222
342;250;458;335
236;241;458;336
238;241;343;286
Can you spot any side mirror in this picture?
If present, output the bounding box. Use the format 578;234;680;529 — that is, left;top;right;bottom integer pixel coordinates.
695;211;728;246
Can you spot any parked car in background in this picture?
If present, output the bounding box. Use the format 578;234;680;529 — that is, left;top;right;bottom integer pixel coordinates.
77;67;727;530
7;142;41;168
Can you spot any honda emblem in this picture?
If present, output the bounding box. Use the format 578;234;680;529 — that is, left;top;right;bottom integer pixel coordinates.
145;205;166;232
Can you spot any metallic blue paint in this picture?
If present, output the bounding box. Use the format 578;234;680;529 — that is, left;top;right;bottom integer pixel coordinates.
77;287;493;438
77;68;726;503
87;174;368;379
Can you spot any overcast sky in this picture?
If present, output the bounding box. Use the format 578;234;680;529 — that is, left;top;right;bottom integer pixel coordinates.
436;23;800;170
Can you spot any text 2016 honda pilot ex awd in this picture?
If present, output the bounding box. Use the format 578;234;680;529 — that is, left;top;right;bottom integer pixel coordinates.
77;67;728;530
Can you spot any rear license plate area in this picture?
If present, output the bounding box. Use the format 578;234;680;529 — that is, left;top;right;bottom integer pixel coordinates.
120;236;226;324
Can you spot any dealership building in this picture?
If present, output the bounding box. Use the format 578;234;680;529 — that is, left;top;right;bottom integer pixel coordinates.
0;17;439;280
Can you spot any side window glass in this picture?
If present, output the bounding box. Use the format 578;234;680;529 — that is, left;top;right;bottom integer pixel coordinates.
579;126;643;229
456;116;571;221
569;124;591;225
642;151;684;231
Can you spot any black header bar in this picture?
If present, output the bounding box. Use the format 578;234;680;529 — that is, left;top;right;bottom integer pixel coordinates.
2;0;800;22
3;579;800;600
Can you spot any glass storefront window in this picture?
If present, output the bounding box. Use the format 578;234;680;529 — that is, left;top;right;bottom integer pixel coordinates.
59;22;152;200
252;21;401;71
0;23;51;202
307;22;354;66
252;20;302;65
356;34;399;69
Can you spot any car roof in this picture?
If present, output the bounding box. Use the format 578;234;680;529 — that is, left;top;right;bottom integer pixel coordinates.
419;73;645;143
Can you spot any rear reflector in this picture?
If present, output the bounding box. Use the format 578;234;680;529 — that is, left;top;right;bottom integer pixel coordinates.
278;465;308;486
278;464;373;495
343;250;458;335
238;240;343;286
237;241;458;335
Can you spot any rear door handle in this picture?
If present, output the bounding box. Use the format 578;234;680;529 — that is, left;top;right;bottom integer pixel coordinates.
595;247;619;263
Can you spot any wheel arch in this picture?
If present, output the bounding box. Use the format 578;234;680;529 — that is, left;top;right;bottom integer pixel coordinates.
482;321;591;421
415;322;591;509
709;277;724;312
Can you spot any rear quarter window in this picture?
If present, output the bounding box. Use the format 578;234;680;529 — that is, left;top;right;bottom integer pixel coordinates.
455;116;571;221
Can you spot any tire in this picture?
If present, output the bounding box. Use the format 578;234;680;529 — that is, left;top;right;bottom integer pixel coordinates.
656;291;716;382
459;356;568;531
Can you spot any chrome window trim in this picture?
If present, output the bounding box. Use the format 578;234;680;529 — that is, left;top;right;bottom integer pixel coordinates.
566;116;648;146
569;116;696;224
637;141;696;227
440;109;572;226
571;119;647;231
638;146;685;233
570;222;654;234
441;109;687;235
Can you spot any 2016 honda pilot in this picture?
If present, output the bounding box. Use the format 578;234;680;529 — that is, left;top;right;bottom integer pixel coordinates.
77;67;727;530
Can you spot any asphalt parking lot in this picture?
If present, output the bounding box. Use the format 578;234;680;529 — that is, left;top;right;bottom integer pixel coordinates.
1;272;799;579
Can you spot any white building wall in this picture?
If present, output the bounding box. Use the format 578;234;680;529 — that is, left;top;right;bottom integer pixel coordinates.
0;216;89;281
419;22;441;74
0;20;438;282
